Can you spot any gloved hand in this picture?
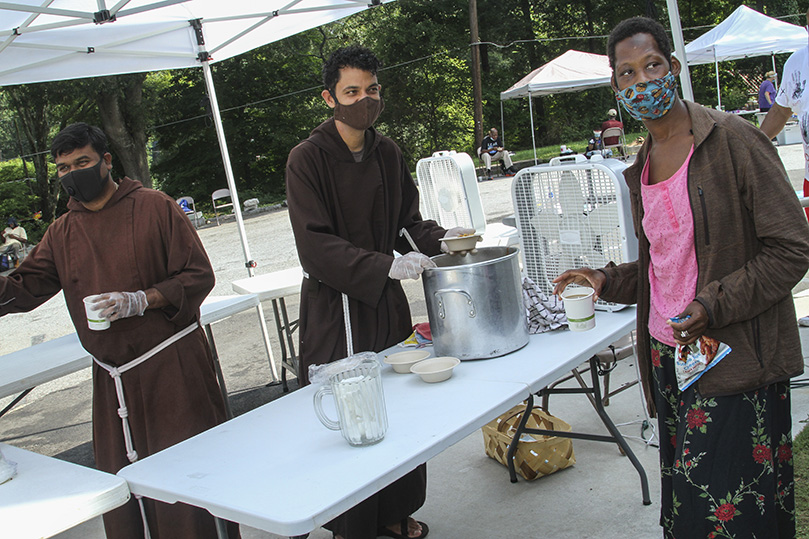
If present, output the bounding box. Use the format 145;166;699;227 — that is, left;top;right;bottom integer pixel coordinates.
388;252;437;280
93;290;149;322
441;227;477;255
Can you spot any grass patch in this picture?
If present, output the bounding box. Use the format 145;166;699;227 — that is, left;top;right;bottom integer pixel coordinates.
796;422;809;536
509;131;648;164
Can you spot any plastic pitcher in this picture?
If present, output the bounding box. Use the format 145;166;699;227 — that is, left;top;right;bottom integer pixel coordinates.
313;360;388;446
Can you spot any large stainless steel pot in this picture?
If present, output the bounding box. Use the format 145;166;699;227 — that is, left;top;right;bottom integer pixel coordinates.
422;246;528;360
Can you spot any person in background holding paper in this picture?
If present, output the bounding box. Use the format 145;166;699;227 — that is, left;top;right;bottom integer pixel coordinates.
0;123;234;539
554;17;809;538
286;45;470;539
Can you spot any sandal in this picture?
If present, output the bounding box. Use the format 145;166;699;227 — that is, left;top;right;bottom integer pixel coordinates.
377;518;429;539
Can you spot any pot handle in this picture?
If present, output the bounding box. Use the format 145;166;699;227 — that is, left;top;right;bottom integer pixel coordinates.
434;288;476;319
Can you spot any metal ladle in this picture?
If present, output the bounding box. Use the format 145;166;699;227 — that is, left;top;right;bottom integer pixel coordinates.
399;228;420;253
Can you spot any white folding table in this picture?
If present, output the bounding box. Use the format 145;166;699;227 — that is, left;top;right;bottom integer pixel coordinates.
231;266;304;391
118;308;643;538
0;294;260;418
0;442;130;539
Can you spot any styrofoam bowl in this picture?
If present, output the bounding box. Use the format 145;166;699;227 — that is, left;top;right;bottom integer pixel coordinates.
441;235;482;252
410;356;461;383
384;350;431;374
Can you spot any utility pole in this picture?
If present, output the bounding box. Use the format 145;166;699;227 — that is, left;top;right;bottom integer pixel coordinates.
469;0;484;151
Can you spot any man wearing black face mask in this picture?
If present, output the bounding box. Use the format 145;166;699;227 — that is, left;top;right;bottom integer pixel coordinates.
286;46;460;539
0;123;233;539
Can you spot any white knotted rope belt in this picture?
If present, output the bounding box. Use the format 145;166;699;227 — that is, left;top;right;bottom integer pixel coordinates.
342;292;354;357
302;269;355;357
93;322;199;539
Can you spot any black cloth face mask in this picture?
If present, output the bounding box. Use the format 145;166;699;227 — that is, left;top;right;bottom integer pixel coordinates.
333;95;385;131
60;159;109;203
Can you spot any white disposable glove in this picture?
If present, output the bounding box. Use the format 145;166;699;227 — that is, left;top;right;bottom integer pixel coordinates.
388;252;437;280
441;227;477;255
93;290;149;322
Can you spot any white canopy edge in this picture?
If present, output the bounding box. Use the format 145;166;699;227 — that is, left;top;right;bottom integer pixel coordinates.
500;50;612;101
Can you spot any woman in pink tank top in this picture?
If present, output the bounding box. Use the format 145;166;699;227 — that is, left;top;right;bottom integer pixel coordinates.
553;17;809;539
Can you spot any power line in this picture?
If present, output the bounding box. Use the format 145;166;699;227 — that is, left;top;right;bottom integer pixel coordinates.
4;11;808;159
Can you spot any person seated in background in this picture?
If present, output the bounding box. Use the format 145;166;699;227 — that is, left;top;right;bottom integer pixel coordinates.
600;108;624;146
479;127;517;179
758;70;777;113
0;217;27;266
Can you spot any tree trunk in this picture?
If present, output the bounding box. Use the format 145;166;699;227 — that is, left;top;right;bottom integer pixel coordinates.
97;73;151;188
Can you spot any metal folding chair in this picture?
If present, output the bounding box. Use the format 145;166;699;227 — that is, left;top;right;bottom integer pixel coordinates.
212;188;234;226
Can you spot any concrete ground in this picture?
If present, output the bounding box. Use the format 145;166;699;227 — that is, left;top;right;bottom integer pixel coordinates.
2;144;809;539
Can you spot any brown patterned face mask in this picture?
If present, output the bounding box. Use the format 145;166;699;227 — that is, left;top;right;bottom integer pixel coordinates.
333;96;385;130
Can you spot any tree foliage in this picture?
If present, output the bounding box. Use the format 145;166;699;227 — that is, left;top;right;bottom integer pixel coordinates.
1;0;806;213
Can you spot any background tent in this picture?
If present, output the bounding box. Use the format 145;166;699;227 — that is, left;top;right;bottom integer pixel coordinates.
0;0;394;381
500;50;614;163
684;5;806;108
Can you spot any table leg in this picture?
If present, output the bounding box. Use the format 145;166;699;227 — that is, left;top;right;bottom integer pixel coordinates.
0;388;34;418
271;298;300;393
255;303;281;385
506;356;652;505
204;324;233;420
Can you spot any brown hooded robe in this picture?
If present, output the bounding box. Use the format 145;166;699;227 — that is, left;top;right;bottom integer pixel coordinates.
0;178;233;539
286;118;445;538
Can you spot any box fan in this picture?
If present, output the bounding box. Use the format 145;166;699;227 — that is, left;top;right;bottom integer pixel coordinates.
416;151;518;246
511;158;638;311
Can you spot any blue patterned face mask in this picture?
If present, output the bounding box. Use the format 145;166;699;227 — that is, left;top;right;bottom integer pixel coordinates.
615;71;678;121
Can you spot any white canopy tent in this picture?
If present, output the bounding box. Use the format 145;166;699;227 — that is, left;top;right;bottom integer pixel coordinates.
500;50;614;163
0;0;394;381
684;5;806;108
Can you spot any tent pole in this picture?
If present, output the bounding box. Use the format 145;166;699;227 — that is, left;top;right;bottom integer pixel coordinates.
666;0;694;101
500;100;505;145
201;59;280;383
615;96;627;150
714;48;722;110
528;93;538;165
772;54;778;90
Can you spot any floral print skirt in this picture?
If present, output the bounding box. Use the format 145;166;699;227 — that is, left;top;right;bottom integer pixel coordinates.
650;338;795;538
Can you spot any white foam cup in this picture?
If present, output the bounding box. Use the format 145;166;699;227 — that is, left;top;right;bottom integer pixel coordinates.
561;286;596;331
83;295;110;331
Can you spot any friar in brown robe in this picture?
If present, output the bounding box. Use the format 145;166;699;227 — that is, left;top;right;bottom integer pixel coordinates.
0;123;234;539
285;47;447;539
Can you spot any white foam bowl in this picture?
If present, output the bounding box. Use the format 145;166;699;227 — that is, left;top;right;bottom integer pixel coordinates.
441;235;481;252
384;350;431;374
410;356;460;383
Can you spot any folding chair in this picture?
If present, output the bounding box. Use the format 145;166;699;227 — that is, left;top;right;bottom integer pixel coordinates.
602;126;626;158
212;188;234;226
176;196;200;228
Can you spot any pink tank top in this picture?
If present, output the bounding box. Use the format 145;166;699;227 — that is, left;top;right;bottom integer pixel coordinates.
641;146;698;346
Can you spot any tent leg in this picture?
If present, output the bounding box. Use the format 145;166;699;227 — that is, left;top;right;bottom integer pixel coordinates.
528;94;538;165
500;100;505;146
200;60;255;277
666;0;694;101
199;46;280;383
714;53;722;110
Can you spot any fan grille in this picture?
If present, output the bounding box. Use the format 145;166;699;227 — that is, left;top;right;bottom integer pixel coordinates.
513;164;632;310
416;158;475;229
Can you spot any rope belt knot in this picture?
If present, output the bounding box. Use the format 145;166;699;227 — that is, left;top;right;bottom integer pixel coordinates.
92;321;199;539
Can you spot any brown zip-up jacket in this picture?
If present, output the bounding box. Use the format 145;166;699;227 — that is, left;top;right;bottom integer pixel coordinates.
599;101;809;415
